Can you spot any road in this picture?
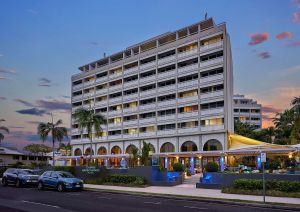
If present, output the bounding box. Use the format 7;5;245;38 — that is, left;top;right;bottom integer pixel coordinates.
0;186;298;212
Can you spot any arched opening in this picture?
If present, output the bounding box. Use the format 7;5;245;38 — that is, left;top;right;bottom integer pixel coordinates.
203;139;223;151
126;145;138;154
160;142;175;153
97;146;107;155
84;147;94;155
181;141;198;152
111;146;122;154
74;148;82;156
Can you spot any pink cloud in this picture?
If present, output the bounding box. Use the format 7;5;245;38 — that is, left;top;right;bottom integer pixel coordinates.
292;11;300;23
257;51;271;59
248;32;269;45
276;32;292;40
286;40;300;47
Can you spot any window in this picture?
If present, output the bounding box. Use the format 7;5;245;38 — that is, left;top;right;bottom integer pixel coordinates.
178;121;198;128
140;84;156;91
178;74;198;83
200;51;223;62
179;105;198;113
124;88;138;95
200;101;224;110
13;155;20;160
201;118;224;126
179;90;198;98
158;124;176;131
140;112;156;119
158;109;176;116
140;70;156;78
158;94;176;102
140;98;156;105
158;79;175;87
200;68;223;78
158;64;175;73
200;84;223;93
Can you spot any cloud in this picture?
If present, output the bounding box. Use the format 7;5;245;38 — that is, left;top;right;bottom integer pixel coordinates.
90;42;99;46
292;11;300;23
293;0;300;9
36;99;71;111
0;76;9;80
0;67;16;74
286;40;300;47
276;32;292;40
15;108;49;116
38;77;52;87
14;99;35;107
262;105;281;114
0;97;6;100
248;32;269;45
61;95;70;99
257;52;271;59
27;121;42;125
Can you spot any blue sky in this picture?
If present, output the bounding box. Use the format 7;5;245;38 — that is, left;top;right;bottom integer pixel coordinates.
0;0;300;149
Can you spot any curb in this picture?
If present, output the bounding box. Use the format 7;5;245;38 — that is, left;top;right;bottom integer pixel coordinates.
84;187;300;211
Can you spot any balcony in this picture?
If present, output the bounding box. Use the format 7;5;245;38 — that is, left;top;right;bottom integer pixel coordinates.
123;93;138;102
95;101;107;107
201;125;224;132
200;107;224;116
178;127;199;134
108;123;122;128
83;104;92;109
123;107;138;114
139;132;156;137
157;99;176;107
73;84;83;91
96;76;108;84
108;110;122;116
94;136;107;141
123;120;138;126
109;84;123;92
140;103;156;111
108;134;122;140
140;89;156;97
95;89;108;96
72;95;82;102
124;67;138;76
200;73;224;84
123;80;138;89
178;80;198;90
157;85;176;93
178;48;198;59
157;129;176;136
200;41;223;52
200;57;223;68
178;111;199;119
177;95;198;104
158;55;176;65
157;114;176;122
157;70;176;79
140;61;156;70
109;72;122;80
83;92;94;99
109;96;122;104
139;117;156;124
84;80;95;87
178;64;198;75
123;133;138;139
139;75;156;84
71;128;80;134
200;90;224;99
72;106;81;112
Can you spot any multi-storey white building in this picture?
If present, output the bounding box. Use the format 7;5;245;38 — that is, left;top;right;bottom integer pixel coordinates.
233;94;262;129
70;18;234;168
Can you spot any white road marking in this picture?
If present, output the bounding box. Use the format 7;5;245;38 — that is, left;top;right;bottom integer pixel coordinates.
21;200;60;208
183;205;207;210
144;201;161;205
97;196;112;200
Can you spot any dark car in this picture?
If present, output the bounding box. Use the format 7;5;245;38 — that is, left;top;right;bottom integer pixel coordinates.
2;168;39;187
38;171;83;192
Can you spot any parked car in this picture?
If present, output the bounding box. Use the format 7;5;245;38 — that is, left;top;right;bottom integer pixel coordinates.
38;171;83;192
2;168;40;187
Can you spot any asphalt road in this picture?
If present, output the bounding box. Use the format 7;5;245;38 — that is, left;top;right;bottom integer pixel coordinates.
0;186;298;212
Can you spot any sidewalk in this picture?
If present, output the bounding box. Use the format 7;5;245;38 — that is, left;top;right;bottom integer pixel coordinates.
84;183;300;206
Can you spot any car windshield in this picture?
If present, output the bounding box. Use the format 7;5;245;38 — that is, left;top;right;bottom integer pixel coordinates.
18;170;36;175
58;172;74;178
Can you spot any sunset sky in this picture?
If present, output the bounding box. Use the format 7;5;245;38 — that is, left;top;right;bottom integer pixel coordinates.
0;0;300;149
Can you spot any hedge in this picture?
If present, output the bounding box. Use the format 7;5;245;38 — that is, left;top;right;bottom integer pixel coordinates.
54;166;76;175
172;163;184;172
104;174;146;185
205;162;219;172
234;179;300;193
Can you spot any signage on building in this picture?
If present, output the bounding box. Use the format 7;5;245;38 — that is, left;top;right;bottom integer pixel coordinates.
261;153;266;163
82;166;100;174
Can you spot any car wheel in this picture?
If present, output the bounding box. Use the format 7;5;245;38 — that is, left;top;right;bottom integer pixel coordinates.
37;182;44;190
2;178;8;187
16;179;22;188
57;183;64;192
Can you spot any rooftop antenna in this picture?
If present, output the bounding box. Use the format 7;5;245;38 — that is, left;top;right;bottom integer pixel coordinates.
205;12;208;20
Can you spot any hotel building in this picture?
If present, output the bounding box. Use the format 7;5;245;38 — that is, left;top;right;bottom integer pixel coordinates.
70;18;234;168
233;94;262;129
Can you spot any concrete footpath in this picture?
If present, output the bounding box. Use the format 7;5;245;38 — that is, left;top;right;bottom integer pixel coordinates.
84;183;300;206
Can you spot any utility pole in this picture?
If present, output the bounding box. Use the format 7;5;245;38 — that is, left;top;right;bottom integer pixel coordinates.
261;152;266;203
51;113;55;166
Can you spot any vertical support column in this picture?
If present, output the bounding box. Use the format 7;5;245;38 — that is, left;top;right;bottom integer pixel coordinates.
105;158;108;167
199;156;203;173
164;157;169;170
190;157;195;174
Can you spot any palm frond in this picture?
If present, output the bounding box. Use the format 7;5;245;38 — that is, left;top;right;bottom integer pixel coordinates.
0;126;9;133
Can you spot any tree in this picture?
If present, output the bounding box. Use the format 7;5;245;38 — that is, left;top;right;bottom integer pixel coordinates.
0;119;9;144
141;141;151;166
128;145;139;167
58;143;71;156
73;108;106;164
24;144;52;154
234;120;257;138
37;115;68;166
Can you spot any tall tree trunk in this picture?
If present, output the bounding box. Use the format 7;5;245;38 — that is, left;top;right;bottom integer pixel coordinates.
89;136;92;166
52;136;55;166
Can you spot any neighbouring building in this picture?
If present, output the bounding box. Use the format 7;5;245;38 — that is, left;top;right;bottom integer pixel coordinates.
70;17;234;169
233;94;262;129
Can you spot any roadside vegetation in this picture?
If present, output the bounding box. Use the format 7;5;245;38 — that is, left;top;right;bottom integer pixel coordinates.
0;119;9;144
85;174;147;187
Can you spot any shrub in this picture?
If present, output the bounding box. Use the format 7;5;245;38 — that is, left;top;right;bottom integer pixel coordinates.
265;160;280;171
172;163;184;172
185;168;192;176
104;174;146;185
54;166;75;175
205;162;219;172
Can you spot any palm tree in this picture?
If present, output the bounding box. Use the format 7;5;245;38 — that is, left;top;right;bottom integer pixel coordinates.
73;108;106;164
37;115;68;166
58;142;71;156
0;119;9;144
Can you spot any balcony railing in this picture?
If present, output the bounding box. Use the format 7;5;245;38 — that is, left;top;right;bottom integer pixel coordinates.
178;80;198;90
178;127;199;134
201;125;224;132
109;72;122;79
157;85;176;93
140;61;156;70
72;95;82;102
178;111;199;119
123;133;138;139
83;92;94;99
139;117;156;124
71;128;80;134
109;96;122;104
157;99;176;107
200;107;224;116
200;73;224;84
95;101;107;107
72;84;83;90
200;41;223;52
200;57;223;68
177;95;198;104
139;132;156;137
95;89;108;96
109;84;123;92
178;48;198;58
108;110;122;116
108;134;122;140
157;129;176;136
123;120;138;126
157;70;176;79
139;103;156;110
158;55;176;65
108;123;122;128
123;107;138;114
123;80;138;89
84;80;95;87
140;89;156;97
178;64;198;75
96;76;108;84
157;114;176;122
72;106;81;112
139;75;156;84
124;67;138;76
200;90;224;99
123;93;138;101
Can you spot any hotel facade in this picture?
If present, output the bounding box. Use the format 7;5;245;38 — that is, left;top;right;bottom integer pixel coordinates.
70;18;234;168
